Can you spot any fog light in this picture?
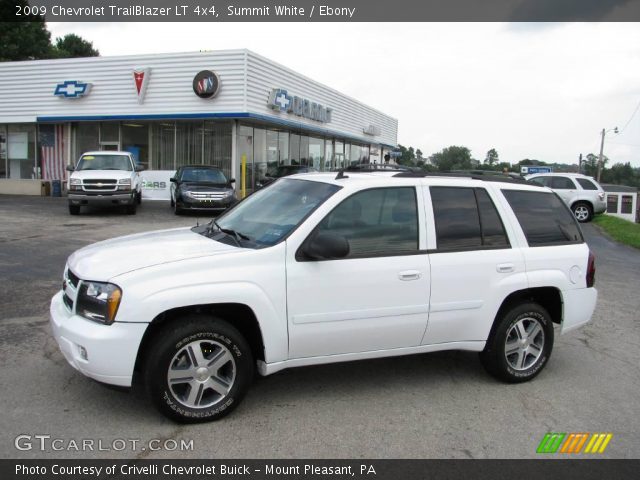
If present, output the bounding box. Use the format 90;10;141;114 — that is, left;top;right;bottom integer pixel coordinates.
78;345;88;360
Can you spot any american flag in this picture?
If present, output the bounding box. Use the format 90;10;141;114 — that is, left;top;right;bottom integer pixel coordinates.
40;124;66;181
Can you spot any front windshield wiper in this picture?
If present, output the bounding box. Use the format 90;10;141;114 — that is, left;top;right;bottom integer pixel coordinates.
209;219;250;246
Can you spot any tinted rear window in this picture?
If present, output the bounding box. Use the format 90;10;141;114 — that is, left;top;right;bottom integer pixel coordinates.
502;190;584;246
576;178;598;190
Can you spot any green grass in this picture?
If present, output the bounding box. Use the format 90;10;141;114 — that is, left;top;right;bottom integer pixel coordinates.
593;214;640;249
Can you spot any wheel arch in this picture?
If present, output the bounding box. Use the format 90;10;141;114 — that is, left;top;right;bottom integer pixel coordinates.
133;302;265;381
487;287;563;342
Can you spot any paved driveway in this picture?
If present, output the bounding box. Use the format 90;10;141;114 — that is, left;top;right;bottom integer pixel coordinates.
0;195;638;459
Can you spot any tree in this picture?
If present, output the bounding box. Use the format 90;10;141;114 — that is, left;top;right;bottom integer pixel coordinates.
484;148;499;166
396;144;416;166
0;0;52;61
429;146;473;172
416;149;423;163
52;34;99;58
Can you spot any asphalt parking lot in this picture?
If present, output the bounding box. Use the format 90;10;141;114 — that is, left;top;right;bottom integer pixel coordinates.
1;194;639;459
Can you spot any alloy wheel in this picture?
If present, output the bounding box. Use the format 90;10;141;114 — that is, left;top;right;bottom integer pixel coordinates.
504;317;545;371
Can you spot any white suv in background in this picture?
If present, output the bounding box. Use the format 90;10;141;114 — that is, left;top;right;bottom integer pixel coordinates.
50;172;597;422
525;173;606;222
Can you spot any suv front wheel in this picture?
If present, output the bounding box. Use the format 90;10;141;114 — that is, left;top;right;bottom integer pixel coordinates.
480;303;554;383
572;202;593;223
145;315;254;423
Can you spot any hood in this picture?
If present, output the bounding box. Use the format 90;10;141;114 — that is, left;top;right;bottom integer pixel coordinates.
180;182;231;191
71;170;132;181
68;227;237;281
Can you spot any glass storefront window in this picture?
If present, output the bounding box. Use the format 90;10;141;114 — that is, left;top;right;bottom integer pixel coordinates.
75;123;99;160
299;135;309;166
8;124;36;179
151;122;176;171
278;131;289;166
203;121;232;179
290;134;300;165
308;136;324;171
324;140;333;171
121;122;149;169
236;125;254;198
176;121;202;167
99;122;119;146
266;130;279;172
334;141;344;170
0;125;8;178
253;128;267;187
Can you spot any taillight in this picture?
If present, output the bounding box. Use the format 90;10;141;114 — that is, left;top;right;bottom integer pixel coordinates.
586;250;596;287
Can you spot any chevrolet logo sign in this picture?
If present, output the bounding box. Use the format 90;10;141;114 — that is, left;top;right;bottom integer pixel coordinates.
54;80;92;98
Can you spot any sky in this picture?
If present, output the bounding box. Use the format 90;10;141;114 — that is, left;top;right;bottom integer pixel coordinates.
48;22;640;167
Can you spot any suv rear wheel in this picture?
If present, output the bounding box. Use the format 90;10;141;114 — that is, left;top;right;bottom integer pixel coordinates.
480;302;554;383
572;202;593;223
145;315;254;423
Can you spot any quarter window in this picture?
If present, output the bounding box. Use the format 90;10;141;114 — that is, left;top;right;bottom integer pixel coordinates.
314;187;419;258
576;178;598;190
430;187;509;251
502;190;584;246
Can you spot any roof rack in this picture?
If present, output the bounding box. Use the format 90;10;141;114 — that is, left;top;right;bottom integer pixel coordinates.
339;164;416;173
393;171;538;185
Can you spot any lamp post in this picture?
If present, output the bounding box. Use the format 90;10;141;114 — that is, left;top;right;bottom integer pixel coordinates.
596;126;618;182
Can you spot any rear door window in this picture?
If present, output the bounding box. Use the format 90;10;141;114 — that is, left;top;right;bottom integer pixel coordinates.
549;177;576;189
430;187;510;251
502;190;584;246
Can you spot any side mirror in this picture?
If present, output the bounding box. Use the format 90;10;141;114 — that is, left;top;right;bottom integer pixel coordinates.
228;178;236;184
169;177;176;183
134;165;145;172
66;165;75;172
301;233;350;261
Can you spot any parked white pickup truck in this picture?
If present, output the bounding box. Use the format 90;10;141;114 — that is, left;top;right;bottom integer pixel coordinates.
66;151;144;215
51;171;597;423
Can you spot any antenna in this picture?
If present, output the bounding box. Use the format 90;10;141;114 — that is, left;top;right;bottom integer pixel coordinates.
335;169;349;180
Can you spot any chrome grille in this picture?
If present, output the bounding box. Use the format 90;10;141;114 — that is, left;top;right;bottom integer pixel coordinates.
62;293;74;311
190;192;226;200
83;179;118;192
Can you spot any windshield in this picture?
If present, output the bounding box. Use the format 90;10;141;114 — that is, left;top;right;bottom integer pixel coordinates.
180;168;227;183
212;179;340;248
76;154;133;171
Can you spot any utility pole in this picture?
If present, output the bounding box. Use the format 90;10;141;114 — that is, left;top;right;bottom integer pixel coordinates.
597;128;605;182
578;153;582;174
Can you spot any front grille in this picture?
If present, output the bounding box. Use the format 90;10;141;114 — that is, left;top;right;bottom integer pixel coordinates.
62;293;74;311
83;179;118;192
67;269;79;288
190;192;226;200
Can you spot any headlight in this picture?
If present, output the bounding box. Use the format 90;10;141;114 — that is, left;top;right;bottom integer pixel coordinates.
70;178;82;185
183;190;194;198
118;178;131;185
76;281;122;325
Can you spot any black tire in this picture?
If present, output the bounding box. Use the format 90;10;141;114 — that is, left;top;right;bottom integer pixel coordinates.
126;202;137;215
136;191;142;205
170;196;175;208
144;315;254;423
68;204;80;215
174;201;182;215
480;302;554;383
572;202;593;223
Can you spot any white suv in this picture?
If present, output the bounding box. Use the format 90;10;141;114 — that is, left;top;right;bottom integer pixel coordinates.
67;151;144;215
525;173;606;223
50;172;597;422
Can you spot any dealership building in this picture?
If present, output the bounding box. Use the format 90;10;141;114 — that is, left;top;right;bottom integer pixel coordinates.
0;49;398;198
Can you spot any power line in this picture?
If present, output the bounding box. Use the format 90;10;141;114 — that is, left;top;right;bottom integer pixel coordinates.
618;97;640;134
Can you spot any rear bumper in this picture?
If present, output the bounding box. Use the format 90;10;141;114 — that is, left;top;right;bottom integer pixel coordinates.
593;200;607;214
69;192;135;206
49;291;147;387
561;287;597;334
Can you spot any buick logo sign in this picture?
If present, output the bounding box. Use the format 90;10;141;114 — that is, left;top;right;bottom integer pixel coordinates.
193;70;220;99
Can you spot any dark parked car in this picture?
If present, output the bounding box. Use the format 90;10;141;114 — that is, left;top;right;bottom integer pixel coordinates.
256;165;318;189
170;165;237;215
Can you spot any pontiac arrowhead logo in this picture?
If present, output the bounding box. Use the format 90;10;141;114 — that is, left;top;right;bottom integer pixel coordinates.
132;68;150;104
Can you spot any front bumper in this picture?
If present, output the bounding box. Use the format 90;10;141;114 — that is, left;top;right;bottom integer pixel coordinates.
68;192;135;206
49;291;147;387
178;196;237;211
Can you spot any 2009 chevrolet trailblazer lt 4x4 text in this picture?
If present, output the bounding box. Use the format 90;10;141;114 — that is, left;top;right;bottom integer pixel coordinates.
50;171;597;422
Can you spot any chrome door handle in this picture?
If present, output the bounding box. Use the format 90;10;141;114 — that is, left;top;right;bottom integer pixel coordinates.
496;263;514;273
399;270;421;281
